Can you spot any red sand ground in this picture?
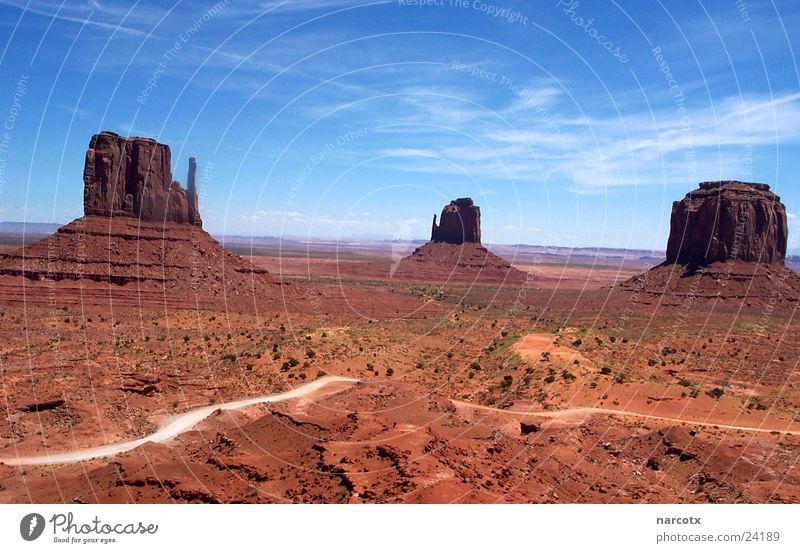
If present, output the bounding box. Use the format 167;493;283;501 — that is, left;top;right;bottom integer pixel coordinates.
1;233;799;503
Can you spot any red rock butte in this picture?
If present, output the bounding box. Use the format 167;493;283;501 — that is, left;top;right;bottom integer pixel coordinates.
431;197;481;244
621;180;800;303
84;131;202;226
0;132;274;310
666;181;787;266
392;197;527;284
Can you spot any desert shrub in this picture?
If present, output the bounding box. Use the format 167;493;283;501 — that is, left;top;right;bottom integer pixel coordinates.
288;357;300;367
469;361;482;371
707;387;725;399
561;369;575;382
183;336;190;342
572;339;582;347
600;367;612;375
317;370;327;378
614;372;626;384
647;359;658;367
246;363;253;371
299;373;307;380
221;353;237;362
416;361;425;369
306;349;316;359
678;379;692;387
386;367;394;377
447;352;454;359
501;375;513;388
544;374;556;384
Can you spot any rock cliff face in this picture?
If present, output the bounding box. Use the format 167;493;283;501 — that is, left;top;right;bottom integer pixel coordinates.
665;181;787;266
83;131;201;226
619;180;799;305
431;198;481;244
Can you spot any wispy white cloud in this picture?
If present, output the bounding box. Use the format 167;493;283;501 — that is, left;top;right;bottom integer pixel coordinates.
1;0;168;38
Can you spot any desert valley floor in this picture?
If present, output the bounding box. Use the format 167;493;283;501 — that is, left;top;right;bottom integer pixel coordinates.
0;236;798;504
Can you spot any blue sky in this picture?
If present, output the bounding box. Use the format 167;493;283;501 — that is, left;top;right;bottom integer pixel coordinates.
1;0;799;250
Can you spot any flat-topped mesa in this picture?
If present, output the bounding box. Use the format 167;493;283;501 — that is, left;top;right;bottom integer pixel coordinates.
83;131;202;227
665;180;788;266
431;197;481;244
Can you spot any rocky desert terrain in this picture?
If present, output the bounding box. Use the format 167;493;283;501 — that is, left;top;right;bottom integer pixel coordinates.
0;135;798;504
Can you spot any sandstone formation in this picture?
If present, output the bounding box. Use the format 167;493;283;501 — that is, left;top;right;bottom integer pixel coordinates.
431;198;481;244
666;181;787;266
393;198;526;284
83;131;201;226
0;132;273;310
620;180;799;304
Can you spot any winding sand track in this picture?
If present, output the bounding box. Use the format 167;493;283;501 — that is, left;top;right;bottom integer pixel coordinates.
0;376;358;466
2;375;798;467
451;401;800;436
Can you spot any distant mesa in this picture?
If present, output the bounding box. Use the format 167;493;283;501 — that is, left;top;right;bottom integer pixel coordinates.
392;197;527;285
621;180;800;303
0;131;272;309
431;198;481;244
84;131;202;226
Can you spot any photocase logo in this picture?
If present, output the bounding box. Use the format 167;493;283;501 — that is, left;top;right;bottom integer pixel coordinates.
20;513;45;541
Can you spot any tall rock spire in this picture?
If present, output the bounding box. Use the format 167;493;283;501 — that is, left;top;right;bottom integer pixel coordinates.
187;156;201;227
